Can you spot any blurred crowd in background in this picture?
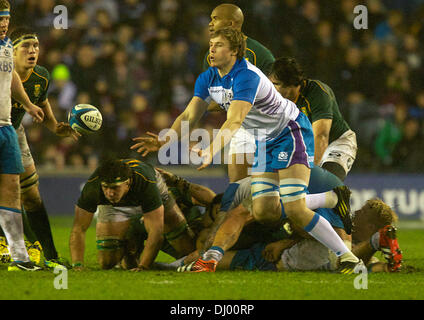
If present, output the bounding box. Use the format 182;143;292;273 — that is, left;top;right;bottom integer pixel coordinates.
10;0;424;173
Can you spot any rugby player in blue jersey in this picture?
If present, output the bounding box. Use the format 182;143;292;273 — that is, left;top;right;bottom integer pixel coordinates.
131;27;361;273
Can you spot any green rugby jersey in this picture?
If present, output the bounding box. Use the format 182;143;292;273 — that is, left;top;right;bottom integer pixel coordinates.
77;159;163;214
203;36;275;75
11;65;50;129
295;79;350;143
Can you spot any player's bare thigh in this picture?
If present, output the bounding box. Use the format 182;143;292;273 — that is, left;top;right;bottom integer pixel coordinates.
0;174;21;209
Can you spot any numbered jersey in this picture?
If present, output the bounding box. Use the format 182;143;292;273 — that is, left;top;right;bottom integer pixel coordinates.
11;65;50;129
0;37;14;126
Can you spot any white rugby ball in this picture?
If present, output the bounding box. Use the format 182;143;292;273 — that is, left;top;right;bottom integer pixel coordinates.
68;104;102;134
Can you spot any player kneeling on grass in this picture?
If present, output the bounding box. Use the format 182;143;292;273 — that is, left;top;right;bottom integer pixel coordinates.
69;159;195;271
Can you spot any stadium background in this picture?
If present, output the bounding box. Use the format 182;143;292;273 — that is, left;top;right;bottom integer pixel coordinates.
9;0;424;220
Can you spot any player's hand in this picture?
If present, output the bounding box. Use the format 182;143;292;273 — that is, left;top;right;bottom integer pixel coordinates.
197;148;212;171
130;265;149;272
262;242;285;263
25;103;44;123
131;132;163;156
55;122;81;140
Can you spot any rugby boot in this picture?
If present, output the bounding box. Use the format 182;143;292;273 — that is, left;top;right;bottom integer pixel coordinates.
333;186;352;234
177;258;217;273
8;260;43;271
379;225;402;272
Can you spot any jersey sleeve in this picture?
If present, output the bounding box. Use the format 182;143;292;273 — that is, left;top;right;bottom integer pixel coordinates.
308;81;335;123
77;177;101;213
193;70;212;102
232;69;260;104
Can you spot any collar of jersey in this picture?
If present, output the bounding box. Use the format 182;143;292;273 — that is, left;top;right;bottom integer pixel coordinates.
213;58;244;80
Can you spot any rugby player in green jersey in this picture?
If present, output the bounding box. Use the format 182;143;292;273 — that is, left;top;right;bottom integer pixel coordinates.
269;57;357;181
69;159;196;271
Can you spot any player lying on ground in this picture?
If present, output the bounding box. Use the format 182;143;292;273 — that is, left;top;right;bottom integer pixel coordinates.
195;199;402;273
146;167;351;271
156;169;402;273
176;166;362;273
0;27;80;270
69;159;195;271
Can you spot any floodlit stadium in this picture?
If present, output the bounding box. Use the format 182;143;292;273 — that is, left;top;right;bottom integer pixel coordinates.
0;0;423;303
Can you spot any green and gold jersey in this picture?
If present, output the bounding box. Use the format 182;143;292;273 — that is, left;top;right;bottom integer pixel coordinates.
203;36;275;75
77;159;163;214
295;79;350;143
11;64;50;129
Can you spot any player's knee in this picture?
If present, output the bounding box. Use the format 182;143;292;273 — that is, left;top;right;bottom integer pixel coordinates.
279;178;308;218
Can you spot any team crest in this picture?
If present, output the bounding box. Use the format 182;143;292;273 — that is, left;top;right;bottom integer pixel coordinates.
34;84;41;97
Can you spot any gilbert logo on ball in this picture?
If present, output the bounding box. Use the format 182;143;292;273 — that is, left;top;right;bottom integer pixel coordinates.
68;104;102;134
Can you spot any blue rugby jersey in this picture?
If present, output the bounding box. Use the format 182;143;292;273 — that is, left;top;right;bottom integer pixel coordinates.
194;58;299;141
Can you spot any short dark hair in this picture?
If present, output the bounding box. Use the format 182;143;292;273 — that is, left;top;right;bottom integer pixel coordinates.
97;159;132;184
211;27;246;60
0;0;10;11
10;26;37;42
271;57;305;87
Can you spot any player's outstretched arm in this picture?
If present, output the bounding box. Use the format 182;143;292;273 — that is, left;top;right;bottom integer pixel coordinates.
38;99;81;140
156;167;216;206
11;70;44;122
198;100;251;170
133;206;164;271
131;97;208;156
69;205;94;270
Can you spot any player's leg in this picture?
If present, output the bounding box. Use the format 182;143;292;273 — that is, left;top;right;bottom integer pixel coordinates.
96;220;130;269
320;130;357;181
0;126;40;271
163;202;196;257
278;164;361;272
155;169;195;256
17;124;61;263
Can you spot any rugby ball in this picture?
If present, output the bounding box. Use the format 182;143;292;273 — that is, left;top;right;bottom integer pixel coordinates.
68;104;102;134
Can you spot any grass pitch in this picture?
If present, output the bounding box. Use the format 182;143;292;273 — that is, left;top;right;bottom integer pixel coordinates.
1;216;423;300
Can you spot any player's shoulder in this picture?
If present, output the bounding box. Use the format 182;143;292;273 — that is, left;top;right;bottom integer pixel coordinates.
233;59;262;81
32;65;50;82
307;79;333;95
122;159;157;184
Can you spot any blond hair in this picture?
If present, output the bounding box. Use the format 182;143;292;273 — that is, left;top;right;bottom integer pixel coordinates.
211;27;246;60
365;198;398;228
